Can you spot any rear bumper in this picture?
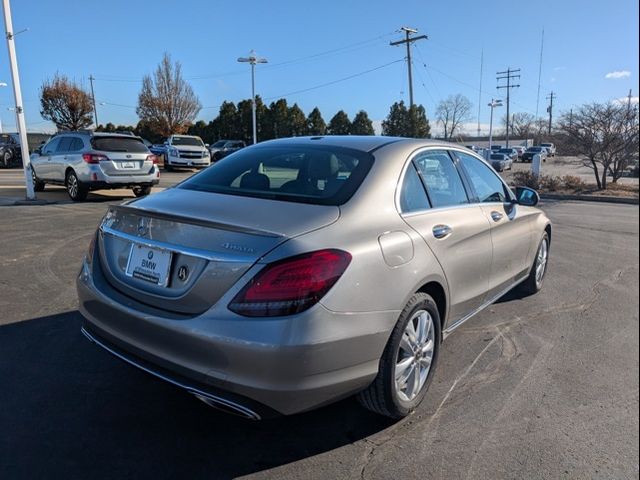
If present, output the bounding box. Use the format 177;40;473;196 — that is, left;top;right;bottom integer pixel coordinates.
76;258;395;416
78;165;160;188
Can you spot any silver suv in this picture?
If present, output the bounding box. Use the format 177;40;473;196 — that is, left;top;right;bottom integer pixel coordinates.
30;132;160;201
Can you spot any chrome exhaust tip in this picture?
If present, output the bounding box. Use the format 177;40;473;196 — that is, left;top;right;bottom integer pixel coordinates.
191;392;261;420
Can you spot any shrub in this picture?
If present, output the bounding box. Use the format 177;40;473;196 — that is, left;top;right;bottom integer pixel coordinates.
540;175;562;192
511;171;540;190
561;175;586;191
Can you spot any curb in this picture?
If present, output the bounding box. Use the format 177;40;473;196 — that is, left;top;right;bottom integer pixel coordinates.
540;193;639;205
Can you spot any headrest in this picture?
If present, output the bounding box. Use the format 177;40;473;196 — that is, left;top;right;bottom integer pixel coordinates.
240;172;270;190
308;153;340;179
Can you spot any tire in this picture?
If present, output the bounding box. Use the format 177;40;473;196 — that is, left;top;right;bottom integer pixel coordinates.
1;151;10;168
164;162;173;172
519;232;549;295
132;185;152;197
32;168;45;192
65;170;88;201
358;292;441;419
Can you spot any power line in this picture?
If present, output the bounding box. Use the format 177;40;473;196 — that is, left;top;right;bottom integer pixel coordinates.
496;67;520;147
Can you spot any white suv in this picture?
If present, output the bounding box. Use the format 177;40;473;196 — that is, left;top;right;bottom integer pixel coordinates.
163;135;210;171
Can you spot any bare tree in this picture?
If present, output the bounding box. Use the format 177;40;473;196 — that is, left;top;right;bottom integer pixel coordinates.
137;53;201;136
435;94;472;139
501;112;536;138
39;74;93;131
558;102;639;189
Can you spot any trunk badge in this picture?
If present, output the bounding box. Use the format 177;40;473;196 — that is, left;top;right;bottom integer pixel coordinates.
177;265;189;282
137;218;150;237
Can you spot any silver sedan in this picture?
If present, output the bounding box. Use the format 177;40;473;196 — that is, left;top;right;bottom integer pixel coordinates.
77;136;551;419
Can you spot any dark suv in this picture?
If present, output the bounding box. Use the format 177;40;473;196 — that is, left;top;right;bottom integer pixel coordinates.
0;133;22;168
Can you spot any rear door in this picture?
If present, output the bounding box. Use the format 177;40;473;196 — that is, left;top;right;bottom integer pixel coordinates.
51;136;73;181
399;149;493;325
455;150;533;298
92;136;152;176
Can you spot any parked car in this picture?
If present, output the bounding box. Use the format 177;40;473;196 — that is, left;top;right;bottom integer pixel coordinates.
78;136;551;419
209;140;247;160
513;146;526;159
497;148;518;162
163;135;211;171
490;152;513;171
0;133;22;168
30;132;160;201
540;143;556;157
521;146;548;163
490;144;502;151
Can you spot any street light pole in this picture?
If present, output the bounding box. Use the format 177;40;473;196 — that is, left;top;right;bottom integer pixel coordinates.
488;99;503;152
238;50;267;145
0;82;6;133
2;0;35;200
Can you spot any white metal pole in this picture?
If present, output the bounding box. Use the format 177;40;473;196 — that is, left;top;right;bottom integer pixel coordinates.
251;61;257;145
2;0;34;200
0;115;3;134
488;103;494;151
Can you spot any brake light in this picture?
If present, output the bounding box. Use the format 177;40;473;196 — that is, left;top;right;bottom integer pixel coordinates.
228;249;351;317
82;153;108;164
147;154;159;164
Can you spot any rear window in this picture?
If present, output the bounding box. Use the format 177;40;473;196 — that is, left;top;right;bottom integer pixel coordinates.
179;144;374;205
172;136;203;146
91;137;149;153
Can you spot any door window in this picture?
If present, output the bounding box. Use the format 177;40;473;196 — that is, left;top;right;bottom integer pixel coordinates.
399;163;430;213
42;137;60;155
69;138;84;151
413;150;468;208
456;151;512;203
56;137;73;153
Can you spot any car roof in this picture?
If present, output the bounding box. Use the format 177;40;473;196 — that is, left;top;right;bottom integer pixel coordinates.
255;136;467;154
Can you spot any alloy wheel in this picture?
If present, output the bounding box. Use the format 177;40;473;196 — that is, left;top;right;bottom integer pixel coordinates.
395;309;435;402
535;239;548;287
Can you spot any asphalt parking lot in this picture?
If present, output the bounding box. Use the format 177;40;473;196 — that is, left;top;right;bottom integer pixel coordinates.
0;170;638;479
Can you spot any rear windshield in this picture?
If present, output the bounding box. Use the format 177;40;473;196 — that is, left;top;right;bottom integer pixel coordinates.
91;137;149;153
528;147;542;152
179;144;374;206
172;136;203;146
490;154;504;160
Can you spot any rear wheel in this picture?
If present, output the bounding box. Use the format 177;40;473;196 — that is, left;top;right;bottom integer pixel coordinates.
1;151;10;168
132;185;152;197
520;232;549;295
358;292;441;419
32;168;45;192
65;170;88;201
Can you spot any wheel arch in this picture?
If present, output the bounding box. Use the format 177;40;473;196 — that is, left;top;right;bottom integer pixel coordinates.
416;281;447;332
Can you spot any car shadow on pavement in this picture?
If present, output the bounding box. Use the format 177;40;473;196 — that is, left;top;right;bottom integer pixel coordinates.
0;311;394;479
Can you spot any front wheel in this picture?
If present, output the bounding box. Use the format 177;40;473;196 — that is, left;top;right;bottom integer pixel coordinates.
1;151;10;168
32;168;45;192
358;293;441;419
520;232;549;295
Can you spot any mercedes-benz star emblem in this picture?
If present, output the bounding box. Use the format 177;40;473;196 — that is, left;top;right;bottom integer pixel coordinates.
177;265;189;282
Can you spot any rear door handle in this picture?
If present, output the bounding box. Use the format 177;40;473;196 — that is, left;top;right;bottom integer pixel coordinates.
433;224;453;239
490;211;503;222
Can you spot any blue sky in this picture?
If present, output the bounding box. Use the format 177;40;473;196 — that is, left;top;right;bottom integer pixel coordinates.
1;0;638;135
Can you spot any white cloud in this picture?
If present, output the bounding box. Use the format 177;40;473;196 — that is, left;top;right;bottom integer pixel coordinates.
605;70;631;79
553;66;566;71
614;96;639;105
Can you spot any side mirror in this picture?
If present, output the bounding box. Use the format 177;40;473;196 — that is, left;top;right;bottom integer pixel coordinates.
205;143;209;148
515;186;540;206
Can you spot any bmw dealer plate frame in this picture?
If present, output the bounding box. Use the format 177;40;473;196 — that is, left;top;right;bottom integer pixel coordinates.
125;243;173;287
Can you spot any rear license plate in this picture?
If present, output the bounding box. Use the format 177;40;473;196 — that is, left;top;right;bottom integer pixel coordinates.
126;244;172;286
122;161;136;169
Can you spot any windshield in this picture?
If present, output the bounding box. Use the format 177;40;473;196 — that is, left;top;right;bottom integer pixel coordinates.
172;136;204;147
541;143;552;147
528;147;542;152
490;154;504;160
91;136;148;153
179;144;374;206
211;140;227;148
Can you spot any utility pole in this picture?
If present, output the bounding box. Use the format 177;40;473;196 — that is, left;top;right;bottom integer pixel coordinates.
546;91;556;135
477;49;483;137
488;99;503;151
390;27;428;109
627;89;633;116
569;108;573;128
238;50;268;145
2;0;34;200
88;74;98;128
496;67;520;147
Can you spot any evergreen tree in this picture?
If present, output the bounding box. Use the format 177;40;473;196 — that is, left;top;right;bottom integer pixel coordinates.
350;110;375;135
306;107;327;135
382;101;431;138
265;99;290;138
288;103;307;137
211;101;238;140
407;105;431;138
327;110;351;135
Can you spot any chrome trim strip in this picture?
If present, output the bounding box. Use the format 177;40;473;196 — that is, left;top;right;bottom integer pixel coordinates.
100;225;255;263
443;274;529;338
80;327;261;420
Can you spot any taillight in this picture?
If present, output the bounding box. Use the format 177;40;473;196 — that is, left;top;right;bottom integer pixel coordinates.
228;249;351;317
82;153;108;164
147;154;159;164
